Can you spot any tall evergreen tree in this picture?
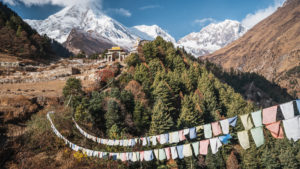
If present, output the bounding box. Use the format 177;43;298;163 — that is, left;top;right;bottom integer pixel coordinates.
88;91;105;128
16;25;22;37
197;71;220;121
166;70;182;96
149;99;174;135
153;81;177;117
182;70;194;93
172;55;186;72
63;78;84;109
148;58;163;77
133;101;150;133
142;41;158;62
177;94;202;128
124;53;140;67
165;47;176;68
134;63;152;94
152;70;167;90
105;99;121;134
205;151;226;169
120;90;135;113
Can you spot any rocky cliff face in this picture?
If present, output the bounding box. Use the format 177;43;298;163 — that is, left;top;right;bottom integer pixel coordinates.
63;29;114;55
203;0;300;97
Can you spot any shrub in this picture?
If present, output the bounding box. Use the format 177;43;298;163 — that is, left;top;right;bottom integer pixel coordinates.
73;151;88;162
25;112;64;154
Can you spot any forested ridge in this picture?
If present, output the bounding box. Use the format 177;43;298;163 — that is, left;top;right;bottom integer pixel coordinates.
55;37;300;168
0;2;71;60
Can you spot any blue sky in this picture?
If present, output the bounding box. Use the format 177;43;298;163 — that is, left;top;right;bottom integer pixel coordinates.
2;0;284;40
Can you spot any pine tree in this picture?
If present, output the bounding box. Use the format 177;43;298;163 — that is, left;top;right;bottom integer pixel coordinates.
148;58;163;77
187;64;201;92
153;81;177;117
172;55;186;72
278;141;300;169
153;36;168;51
152;70;167;90
105;99;121;134
125;53;140;67
63;78;84;109
241;145;260;169
177;94;202;128
134;64;149;83
88;91;105;128
166;70;182;96
165;47;176;68
142;42;158;61
183;156;198;169
205;151;226;169
74;97;92;123
197;71;220;122
133;101;150;133
16;25;22;37
181;70;194;93
149;99;174;135
134;63;152;94
120;90;135;113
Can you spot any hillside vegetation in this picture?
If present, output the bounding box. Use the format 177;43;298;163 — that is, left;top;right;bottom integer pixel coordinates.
42;37;299;168
0;2;71;60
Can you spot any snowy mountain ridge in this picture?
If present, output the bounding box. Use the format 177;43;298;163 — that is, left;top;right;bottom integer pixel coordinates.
25;4;137;49
177;20;247;57
25;4;247;56
131;25;176;44
25;4;175;50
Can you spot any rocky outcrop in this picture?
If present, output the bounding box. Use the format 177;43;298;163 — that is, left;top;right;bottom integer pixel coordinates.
63;29;114;55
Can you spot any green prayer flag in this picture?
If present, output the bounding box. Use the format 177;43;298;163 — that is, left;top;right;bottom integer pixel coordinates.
251;110;262;127
159;149;166;161
204;124;212;138
250;127;265;147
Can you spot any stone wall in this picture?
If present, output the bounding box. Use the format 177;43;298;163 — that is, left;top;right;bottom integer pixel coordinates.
0;62;19;68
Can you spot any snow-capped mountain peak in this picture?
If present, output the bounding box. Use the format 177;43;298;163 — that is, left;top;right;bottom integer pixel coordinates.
177;19;247;57
131;25;176;44
25;5;246;56
25;4;137;49
25;3;178;50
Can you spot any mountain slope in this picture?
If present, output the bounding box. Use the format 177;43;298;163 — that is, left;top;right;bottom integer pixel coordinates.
0;2;54;59
25;4;137;49
203;0;300;97
63;28;114;55
177;20;247;57
0;2;71;60
131;25;176;44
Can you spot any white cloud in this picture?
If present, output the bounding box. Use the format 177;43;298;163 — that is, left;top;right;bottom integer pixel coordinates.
139;5;161;10
106;8;132;17
242;0;285;28
2;0;102;7
2;0;17;5
194;18;217;26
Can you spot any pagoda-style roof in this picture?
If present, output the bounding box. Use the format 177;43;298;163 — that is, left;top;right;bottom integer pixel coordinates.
108;46;123;51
